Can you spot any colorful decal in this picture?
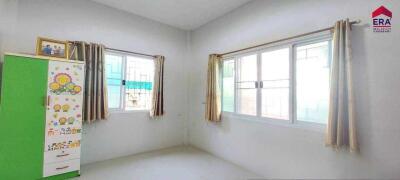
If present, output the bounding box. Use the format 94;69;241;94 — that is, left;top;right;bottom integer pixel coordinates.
53;104;61;112
48;128;55;136
62;104;70;112
48;116;79;127
59;117;67;125
47;127;82;137
49;73;82;95
45;62;84;163
47;140;81;151
68;117;75;125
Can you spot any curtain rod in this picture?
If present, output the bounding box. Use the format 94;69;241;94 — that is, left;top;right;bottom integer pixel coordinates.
105;47;157;58
219;20;361;56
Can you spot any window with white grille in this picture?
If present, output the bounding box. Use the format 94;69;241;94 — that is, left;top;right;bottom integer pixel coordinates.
105;52;154;111
222;35;332;125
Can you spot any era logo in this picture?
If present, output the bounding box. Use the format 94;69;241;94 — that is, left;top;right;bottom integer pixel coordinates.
372;6;392;32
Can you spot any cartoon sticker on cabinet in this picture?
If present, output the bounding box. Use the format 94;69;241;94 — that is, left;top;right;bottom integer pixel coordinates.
62;104;70;112
47;126;82;137
47;140;81;151
59;117;67;125
68;117;75;125
48;128;55;136
53;104;61;112
49;73;82;95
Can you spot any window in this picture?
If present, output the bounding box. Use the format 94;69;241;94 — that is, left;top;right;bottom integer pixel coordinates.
105;54;123;109
296;41;331;124
237;54;257;116
105;52;154;111
222;60;235;112
222;36;332;125
261;48;290;120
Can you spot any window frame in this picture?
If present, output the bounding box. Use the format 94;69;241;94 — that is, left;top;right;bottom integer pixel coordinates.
221;32;333;131
235;51;259;116
259;45;291;120
105;50;155;113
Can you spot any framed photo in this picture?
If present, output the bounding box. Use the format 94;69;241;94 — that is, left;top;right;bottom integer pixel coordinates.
36;37;68;58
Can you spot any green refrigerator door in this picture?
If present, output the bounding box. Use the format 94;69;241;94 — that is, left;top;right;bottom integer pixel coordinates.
0;55;49;180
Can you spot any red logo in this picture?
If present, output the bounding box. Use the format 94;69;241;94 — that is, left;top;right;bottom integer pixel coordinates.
372;6;392;32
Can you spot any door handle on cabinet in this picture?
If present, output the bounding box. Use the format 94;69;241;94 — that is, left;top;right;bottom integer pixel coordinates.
56;166;69;170
56;153;70;157
44;96;50;106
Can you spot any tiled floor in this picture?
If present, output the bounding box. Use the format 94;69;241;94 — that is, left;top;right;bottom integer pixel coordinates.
75;146;261;180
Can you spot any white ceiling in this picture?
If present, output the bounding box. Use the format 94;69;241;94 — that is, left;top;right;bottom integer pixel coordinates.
90;0;252;30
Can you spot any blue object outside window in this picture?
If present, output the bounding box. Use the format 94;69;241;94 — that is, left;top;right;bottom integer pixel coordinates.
125;81;153;90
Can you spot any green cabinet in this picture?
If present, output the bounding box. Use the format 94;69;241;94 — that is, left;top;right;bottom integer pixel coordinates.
0;54;83;180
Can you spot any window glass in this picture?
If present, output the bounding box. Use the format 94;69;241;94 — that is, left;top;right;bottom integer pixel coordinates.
105;54;123;109
237;89;257;115
261;48;290;120
237;54;257;116
105;53;154;111
238;54;257;82
222;60;234;112
219;36;332;127
125;56;154;110
296;41;330;124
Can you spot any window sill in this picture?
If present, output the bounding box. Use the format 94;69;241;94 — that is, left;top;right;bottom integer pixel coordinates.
222;112;326;133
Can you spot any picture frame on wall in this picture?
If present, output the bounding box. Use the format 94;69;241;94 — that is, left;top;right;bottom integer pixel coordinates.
36;37;69;59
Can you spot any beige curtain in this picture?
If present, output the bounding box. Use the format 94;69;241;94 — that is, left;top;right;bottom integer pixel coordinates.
69;41;109;123
150;55;165;117
325;19;358;152
205;54;222;122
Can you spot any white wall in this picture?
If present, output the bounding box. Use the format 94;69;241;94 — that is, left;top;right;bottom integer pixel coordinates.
0;0;188;165
189;0;400;179
1;0;400;178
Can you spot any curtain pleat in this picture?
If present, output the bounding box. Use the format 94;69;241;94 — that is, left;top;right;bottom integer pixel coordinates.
69;41;109;123
205;54;222;122
150;55;165;117
92;45;98;120
325;19;358;152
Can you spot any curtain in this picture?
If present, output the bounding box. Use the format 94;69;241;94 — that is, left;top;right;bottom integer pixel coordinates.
205;54;222;122
150;55;165;117
69;41;109;123
325;19;358;152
